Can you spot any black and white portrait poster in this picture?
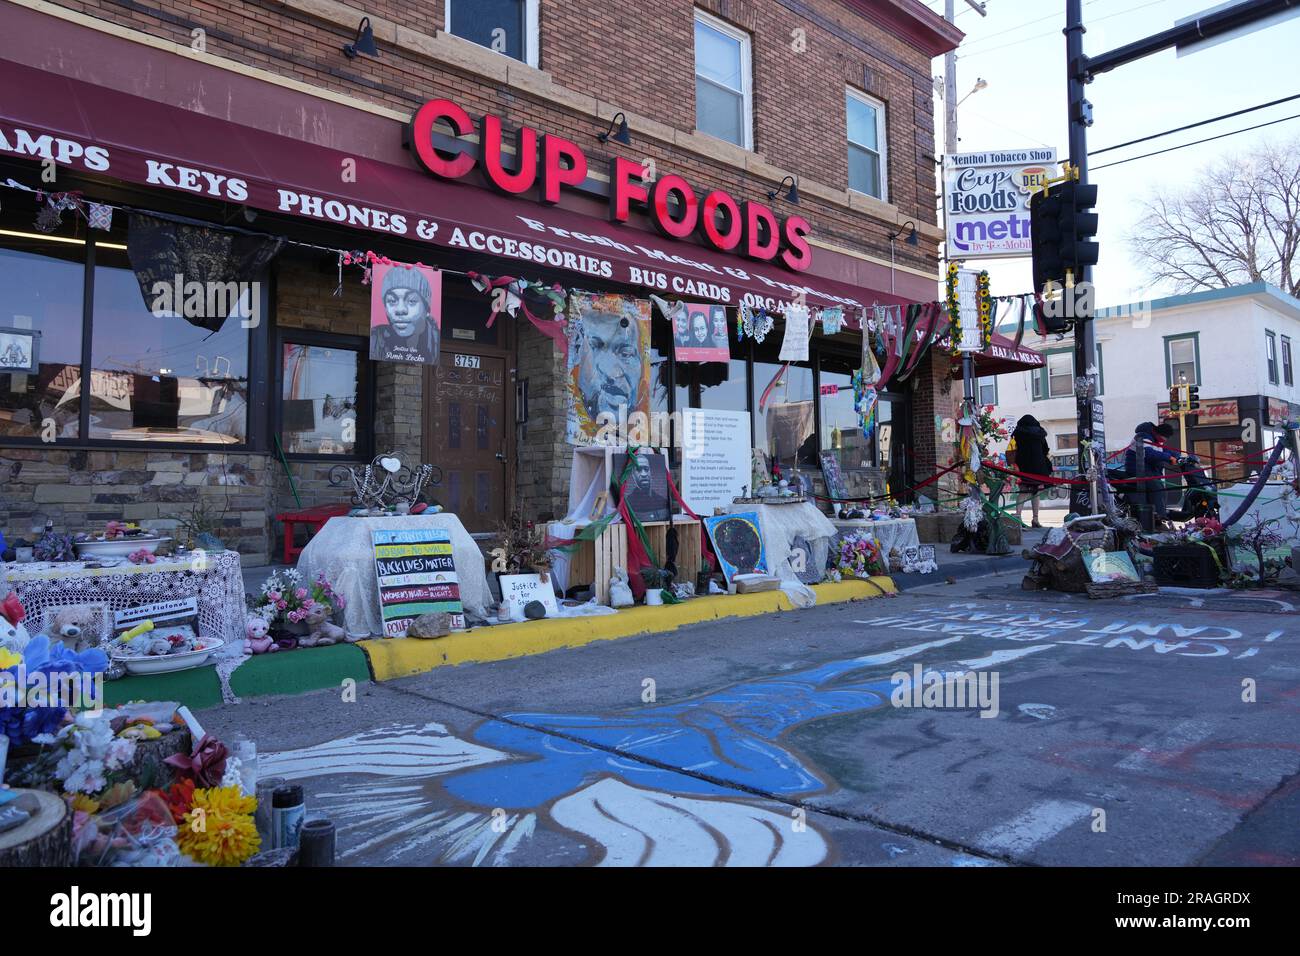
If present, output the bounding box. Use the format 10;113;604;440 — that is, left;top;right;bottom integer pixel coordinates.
610;447;672;523
369;262;442;365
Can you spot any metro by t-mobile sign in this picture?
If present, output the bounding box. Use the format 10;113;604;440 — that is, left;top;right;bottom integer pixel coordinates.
408;98;812;273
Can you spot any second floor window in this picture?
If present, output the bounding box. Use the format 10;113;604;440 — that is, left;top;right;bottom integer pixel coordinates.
446;0;538;67
1167;335;1198;386
1283;335;1294;386
847;89;887;199
1266;330;1279;385
694;11;752;149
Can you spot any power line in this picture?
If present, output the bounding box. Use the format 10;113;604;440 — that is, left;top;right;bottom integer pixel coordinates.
1090;111;1300;171
957;0;1113;50
1089;93;1300;155
961;0;1171;59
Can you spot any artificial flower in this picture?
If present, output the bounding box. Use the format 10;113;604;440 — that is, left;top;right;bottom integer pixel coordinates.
98;780;138;810
0;647;22;670
178;786;261;867
68;793;100;815
161;778;197;824
164;733;229;788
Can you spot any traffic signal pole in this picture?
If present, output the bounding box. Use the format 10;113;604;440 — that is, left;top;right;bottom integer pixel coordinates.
1062;0;1290;515
1064;0;1099;514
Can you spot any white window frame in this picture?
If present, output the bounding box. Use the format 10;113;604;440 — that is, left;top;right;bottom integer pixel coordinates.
976;375;997;406
1266;329;1279;385
445;0;539;68
693;9;753;151
846;87;889;201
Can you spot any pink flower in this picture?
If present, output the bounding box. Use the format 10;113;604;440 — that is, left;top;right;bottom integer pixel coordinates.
276;600;287;610
268;591;281;601
295;588;308;600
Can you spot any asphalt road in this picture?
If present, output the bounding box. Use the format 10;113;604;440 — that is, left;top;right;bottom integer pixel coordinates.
199;570;1300;867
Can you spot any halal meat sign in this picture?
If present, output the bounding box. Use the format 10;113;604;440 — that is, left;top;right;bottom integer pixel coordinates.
407;99;812;273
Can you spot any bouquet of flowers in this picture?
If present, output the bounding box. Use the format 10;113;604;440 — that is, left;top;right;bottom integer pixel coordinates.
974;404;1011;458
836;533;886;579
251;568;345;626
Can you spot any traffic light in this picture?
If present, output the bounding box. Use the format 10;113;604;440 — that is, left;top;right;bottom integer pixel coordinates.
1029;180;1100;294
1057;179;1100;277
1169;385;1182;414
1188;384;1200;414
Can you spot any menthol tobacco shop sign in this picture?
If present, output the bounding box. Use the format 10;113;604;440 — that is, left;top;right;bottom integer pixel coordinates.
943;148;1057;260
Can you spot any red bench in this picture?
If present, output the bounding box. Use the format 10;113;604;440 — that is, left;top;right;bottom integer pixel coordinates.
276;503;352;564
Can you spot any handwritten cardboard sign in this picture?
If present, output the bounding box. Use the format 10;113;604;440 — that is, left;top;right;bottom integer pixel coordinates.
498;573;560;622
372;528;464;635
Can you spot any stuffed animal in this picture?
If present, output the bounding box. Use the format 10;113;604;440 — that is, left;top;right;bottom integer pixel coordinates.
299;605;346;647
243;615;276;655
40;605;103;654
0;590;31;656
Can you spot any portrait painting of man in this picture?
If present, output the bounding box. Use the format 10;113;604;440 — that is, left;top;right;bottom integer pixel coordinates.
565;293;651;444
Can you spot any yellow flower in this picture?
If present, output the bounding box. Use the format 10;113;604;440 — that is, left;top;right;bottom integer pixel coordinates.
69;793;100;814
178;787;261;867
0;648;22;669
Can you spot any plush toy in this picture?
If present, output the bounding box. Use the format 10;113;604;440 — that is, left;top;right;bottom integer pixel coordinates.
298;605;346;647
0;590;31;655
40;605;103;654
244;615;276;655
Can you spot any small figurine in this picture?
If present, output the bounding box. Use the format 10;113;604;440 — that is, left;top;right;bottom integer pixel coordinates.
299;605;347;647
244;615;276;655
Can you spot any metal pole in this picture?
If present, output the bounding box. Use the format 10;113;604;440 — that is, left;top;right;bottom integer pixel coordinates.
1065;0;1101;515
945;1;977;415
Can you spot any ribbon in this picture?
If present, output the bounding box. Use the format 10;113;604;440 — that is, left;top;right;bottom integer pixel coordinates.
468;271;569;357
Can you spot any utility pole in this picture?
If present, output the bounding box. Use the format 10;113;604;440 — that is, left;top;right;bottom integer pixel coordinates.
943;0;987;420
1062;0;1294;515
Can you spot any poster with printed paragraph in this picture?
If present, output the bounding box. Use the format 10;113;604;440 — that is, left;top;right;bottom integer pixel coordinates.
681;409;750;515
371;528;464;635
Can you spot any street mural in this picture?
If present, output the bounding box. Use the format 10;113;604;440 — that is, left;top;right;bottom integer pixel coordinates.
261;602;1292;866
262;636;985;866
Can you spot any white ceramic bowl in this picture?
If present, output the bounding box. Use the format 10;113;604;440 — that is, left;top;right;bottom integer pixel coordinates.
111;637;224;675
74;537;171;560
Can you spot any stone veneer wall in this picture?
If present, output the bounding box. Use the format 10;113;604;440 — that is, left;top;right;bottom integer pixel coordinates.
1;449;273;565
514;323;570;523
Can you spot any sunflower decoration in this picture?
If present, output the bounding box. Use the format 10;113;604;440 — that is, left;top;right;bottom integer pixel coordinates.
944;261;961;354
976;270;993;351
178;785;260;867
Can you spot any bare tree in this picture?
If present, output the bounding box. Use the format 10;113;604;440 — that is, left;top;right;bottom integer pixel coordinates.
1129;137;1300;297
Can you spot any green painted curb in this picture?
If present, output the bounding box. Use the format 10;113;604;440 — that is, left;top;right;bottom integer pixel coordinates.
101;644;372;711
229;643;371;700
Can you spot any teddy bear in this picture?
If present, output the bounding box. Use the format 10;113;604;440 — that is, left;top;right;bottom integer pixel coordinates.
40;605;103;654
243;615;276;655
298;605;347;647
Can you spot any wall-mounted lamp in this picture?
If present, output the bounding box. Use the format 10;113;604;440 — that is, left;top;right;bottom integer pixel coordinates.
343;17;379;59
767;175;799;204
890;221;919;246
597;113;631;145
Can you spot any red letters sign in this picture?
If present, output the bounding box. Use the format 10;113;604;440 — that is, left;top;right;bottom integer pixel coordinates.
408;99;811;273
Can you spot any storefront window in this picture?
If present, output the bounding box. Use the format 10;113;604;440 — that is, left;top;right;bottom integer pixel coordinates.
88;246;249;444
281;340;364;456
752;353;814;478
818;358;868;469
0;224;85;440
446;0;538;67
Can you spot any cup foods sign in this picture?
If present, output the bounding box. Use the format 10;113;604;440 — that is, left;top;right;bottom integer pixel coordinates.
943;148;1057;260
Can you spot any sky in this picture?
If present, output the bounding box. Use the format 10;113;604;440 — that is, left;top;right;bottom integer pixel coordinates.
924;0;1300;308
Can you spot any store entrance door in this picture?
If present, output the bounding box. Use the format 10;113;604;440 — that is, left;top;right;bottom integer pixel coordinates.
425;349;510;532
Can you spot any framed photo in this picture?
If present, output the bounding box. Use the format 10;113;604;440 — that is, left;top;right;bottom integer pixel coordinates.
0;326;39;374
608;447;673;523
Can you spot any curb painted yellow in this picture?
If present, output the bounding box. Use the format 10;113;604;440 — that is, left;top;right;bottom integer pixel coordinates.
360;577;897;681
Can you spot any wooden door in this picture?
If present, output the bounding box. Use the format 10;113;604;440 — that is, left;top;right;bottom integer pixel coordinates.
426;349;509;532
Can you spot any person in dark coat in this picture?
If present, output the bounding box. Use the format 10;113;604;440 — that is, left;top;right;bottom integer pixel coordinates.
1124;421;1177;530
1008;414;1052;528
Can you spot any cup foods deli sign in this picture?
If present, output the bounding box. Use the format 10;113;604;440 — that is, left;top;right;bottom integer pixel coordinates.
408;99;812;272
943;148;1057;260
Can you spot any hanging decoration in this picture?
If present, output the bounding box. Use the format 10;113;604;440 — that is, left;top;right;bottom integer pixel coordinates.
976;270;993;352
851;368;878;437
87;202;114;231
738;303;774;343
778;303;811;361
944;261;962;354
466;271;569;357
820;306;844;336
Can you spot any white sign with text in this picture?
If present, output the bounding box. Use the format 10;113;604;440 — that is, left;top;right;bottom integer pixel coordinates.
681;408;752;516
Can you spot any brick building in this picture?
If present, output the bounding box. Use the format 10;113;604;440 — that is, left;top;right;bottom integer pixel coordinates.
0;0;966;562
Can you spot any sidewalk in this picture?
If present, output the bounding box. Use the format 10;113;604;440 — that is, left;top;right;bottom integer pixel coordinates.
892;527;1049;590
103;575;898;710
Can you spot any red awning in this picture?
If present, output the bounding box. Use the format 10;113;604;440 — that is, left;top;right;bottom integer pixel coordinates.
958;332;1046;376
0;57;924;321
